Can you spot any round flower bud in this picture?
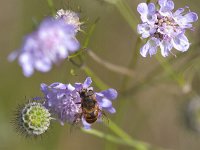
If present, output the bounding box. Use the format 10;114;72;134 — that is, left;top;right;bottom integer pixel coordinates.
14;102;52;137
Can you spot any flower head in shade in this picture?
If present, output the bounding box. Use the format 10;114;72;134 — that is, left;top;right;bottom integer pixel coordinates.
137;0;198;57
41;77;117;129
55;9;82;32
8;17;80;77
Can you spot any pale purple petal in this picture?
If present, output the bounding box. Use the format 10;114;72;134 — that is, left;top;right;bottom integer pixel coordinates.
159;0;174;11
172;33;190;52
34;58;51;72
100;89;118;100
137;23;156;38
19;53;34;77
160;40;173;57
148;3;156;14
41;83;48;93
66;84;75;91
107;107;116;114
74;83;83;91
137;3;148;16
67;38;80;52
184;12;198;22
173;8;184;17
83;77;92;89
140;38;159;57
98;98;112;108
8;51;19;62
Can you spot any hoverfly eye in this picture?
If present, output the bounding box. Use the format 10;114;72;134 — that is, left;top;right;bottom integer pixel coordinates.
80;91;86;98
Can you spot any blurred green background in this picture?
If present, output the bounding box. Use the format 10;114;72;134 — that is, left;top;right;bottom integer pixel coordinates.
0;0;200;150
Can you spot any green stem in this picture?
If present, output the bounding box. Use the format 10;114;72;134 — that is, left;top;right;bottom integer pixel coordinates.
115;0;138;33
83;18;100;48
81;128;140;148
121;37;141;91
46;0;55;15
106;120;150;150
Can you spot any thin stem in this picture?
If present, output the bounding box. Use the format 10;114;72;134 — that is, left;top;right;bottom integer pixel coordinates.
87;50;135;77
46;0;55;15
106;120;150;150
83;18;100;48
81;128;140;148
120;37;141;90
115;0;138;33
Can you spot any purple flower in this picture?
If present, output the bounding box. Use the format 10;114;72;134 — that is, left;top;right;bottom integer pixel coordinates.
41;77;117;129
137;0;198;57
41;82;81;125
8;17;80;77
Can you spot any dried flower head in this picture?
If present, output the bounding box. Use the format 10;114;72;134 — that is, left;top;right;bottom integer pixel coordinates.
137;0;198;57
8;17;80;77
55;9;82;32
13;101;52;137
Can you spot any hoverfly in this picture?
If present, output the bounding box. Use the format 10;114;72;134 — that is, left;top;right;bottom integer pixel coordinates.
73;88;108;125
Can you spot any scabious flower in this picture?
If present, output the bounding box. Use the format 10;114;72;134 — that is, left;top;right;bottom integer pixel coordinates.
9;16;80;77
41;82;81;125
55;9;82;33
41;77;117;129
137;0;198;57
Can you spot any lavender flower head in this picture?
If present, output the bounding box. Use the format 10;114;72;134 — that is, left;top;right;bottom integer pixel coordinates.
55;9;82;33
8;17;80;77
137;0;198;57
41;82;81;125
41;77;117;129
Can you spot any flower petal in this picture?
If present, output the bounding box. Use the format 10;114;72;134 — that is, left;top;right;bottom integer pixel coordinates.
19;53;34;77
140;38;159;57
98;98;112;108
173;8;184;17
137;3;148;15
74;83;83;91
184;12;198;23
148;3;156;14
83;77;92;88
34;58;51;72
172;33;190;52
159;40;173;57
100;89;118;100
107;107;116;114
66;38;80;52
159;0;174;16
